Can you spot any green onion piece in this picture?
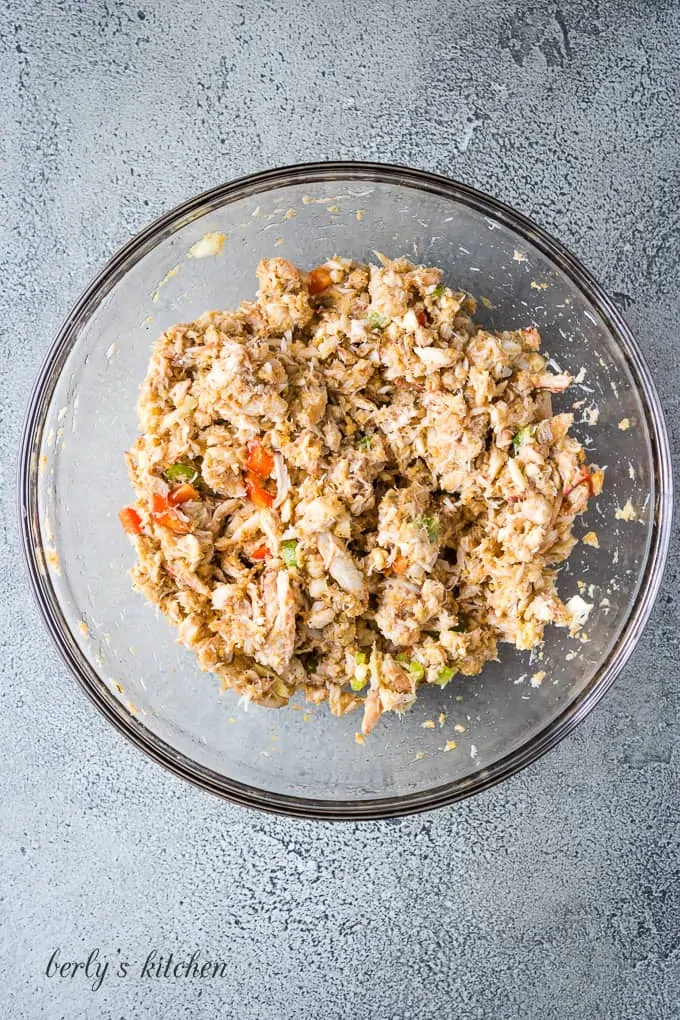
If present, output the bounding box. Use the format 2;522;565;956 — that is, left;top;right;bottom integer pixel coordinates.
163;463;198;484
432;284;446;299
350;676;367;692
418;514;440;542
303;654;318;674
355;651;368;665
396;653;425;682
281;539;298;569
356;432;373;450
512;426;533;455
435;666;455;687
366;310;386;329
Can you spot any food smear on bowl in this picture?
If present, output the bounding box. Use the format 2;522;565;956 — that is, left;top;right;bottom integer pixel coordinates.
188;231;227;260
120;255;603;736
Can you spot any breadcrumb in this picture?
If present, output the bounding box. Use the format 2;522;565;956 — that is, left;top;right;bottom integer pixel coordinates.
615;500;637;521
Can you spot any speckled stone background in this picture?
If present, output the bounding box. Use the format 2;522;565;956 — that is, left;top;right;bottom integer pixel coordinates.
2;1;679;1017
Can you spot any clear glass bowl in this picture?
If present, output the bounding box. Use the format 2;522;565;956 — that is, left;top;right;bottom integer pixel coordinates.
19;162;673;819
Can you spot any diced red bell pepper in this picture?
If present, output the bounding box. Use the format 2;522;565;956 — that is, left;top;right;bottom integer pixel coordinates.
151;492;192;534
245;472;274;509
119;506;142;535
245;439;274;479
167;482;200;505
152;493;170;514
250;543;271;561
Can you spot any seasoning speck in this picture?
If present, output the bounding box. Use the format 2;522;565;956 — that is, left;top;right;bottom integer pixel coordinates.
454;723;466;733
438;712;447;727
531;670;547;687
443;740;457;752
421;719;435;729
582;531;599;548
356;209;365;221
354;732;365;745
618;418;631;431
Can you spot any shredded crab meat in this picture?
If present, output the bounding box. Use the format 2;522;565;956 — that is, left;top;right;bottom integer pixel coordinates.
122;255;601;735
272;450;290;507
317;531;367;596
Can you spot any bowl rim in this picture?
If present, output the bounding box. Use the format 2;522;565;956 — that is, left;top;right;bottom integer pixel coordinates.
18;160;674;820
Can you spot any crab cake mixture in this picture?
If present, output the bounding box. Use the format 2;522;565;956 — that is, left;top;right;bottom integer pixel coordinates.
119;256;602;735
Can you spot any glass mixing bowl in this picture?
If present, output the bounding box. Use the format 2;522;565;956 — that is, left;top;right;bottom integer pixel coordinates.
19;162;672;819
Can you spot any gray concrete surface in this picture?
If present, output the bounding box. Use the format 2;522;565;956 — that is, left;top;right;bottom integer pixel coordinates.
2;1;679;1017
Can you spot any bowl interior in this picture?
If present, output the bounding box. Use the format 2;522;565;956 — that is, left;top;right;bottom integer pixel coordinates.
29;167;662;814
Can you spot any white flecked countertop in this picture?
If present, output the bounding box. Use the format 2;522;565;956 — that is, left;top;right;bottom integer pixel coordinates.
2;2;679;1017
